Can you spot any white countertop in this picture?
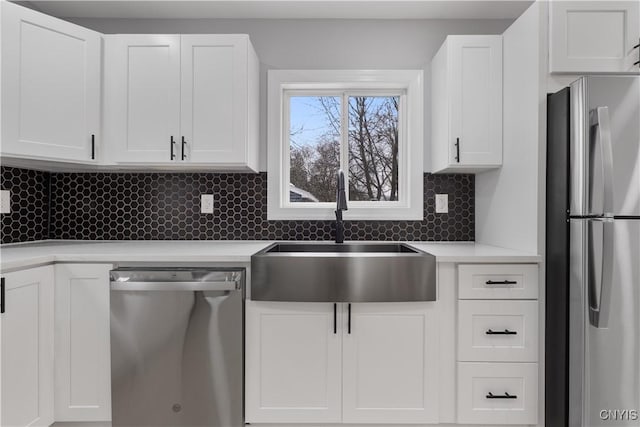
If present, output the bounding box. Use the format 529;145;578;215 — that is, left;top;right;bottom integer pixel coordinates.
0;241;273;272
409;242;541;263
0;240;541;272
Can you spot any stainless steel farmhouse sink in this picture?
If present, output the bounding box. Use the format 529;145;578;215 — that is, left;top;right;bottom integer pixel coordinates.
251;242;436;302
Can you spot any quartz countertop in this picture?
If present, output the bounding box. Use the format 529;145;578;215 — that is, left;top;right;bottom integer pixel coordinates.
0;240;273;272
0;240;541;272
409;242;541;263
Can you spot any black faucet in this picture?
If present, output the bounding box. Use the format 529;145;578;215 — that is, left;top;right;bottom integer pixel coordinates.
335;170;348;243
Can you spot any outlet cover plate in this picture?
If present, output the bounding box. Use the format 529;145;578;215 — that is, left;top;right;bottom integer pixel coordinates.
0;190;10;214
201;194;214;214
435;194;448;214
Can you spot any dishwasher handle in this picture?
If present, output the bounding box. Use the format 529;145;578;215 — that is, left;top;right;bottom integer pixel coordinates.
110;280;241;292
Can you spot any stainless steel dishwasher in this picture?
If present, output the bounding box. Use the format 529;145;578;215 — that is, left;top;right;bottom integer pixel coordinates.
109;267;244;427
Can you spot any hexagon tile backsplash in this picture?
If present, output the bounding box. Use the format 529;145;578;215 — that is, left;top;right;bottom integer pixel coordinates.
1;167;50;243
1;167;474;244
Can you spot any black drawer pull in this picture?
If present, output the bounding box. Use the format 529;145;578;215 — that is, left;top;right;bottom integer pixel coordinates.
1;277;5;314
91;134;95;160
170;136;176;160
486;392;517;399
486;329;517;335
485;280;517;285
455;137;460;163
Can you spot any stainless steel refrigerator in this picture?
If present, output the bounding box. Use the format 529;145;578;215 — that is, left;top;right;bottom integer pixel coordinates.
547;76;640;427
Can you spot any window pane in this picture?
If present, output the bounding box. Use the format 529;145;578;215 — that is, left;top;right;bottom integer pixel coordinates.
348;96;400;201
289;96;341;203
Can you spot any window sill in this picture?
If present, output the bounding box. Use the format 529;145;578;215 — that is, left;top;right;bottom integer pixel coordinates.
266;203;424;221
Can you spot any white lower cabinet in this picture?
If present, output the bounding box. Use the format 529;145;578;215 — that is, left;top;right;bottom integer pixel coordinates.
342;303;438;424
54;264;112;422
458;300;539;362
245;301;342;423
0;266;55;427
456;263;540;425
245;301;439;424
457;362;538;425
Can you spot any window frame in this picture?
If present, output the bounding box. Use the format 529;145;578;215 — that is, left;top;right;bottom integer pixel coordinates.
267;70;424;220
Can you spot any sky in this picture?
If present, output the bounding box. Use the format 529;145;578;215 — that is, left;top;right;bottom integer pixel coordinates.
289;96;339;149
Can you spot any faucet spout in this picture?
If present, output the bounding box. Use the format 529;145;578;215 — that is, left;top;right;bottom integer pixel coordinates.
335;170;348;243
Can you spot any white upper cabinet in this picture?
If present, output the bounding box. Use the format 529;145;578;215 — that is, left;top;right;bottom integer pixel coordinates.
550;1;640;73
181;35;259;166
104;35;181;164
1;266;55;427
1;1;101;163
105;34;259;170
431;35;503;173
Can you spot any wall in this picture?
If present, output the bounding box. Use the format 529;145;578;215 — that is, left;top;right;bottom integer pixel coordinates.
1;167;474;244
475;2;546;254
1;18;514;244
68;17;512;172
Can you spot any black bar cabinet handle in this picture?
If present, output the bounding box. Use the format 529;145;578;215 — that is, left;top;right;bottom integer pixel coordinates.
181;136;187;161
333;303;337;334
635;39;640;67
170;136;176;160
486;329;517;335
347;303;351;334
486;392;517;399
455;137;460;163
91;134;95;160
1;277;5;314
485;280;518;285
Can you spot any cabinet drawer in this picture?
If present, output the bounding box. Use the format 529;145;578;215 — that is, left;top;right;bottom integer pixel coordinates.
457;362;538;425
458;264;538;299
458;300;538;362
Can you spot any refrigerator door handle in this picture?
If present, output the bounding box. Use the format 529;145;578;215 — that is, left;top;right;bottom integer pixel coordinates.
589;107;615;216
588;219;614;328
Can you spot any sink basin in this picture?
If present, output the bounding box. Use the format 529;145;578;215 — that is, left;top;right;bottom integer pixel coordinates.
251;242;436;302
263;242;420;254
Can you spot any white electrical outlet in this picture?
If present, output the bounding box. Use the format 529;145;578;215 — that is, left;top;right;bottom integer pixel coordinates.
435;194;448;214
0;190;10;214
201;194;214;214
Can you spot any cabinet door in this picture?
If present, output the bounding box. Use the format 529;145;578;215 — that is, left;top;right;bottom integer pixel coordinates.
550;1;640;73
0;266;54;427
342;302;439;424
54;264;112;421
1;2;100;162
449;35;503;168
181;35;255;166
104;35;181;163
245;301;342;423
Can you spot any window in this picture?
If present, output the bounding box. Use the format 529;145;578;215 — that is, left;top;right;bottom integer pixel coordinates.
268;70;423;220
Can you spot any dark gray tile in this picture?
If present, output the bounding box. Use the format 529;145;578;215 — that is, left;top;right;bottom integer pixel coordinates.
1;167;50;243
1;167;474;243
